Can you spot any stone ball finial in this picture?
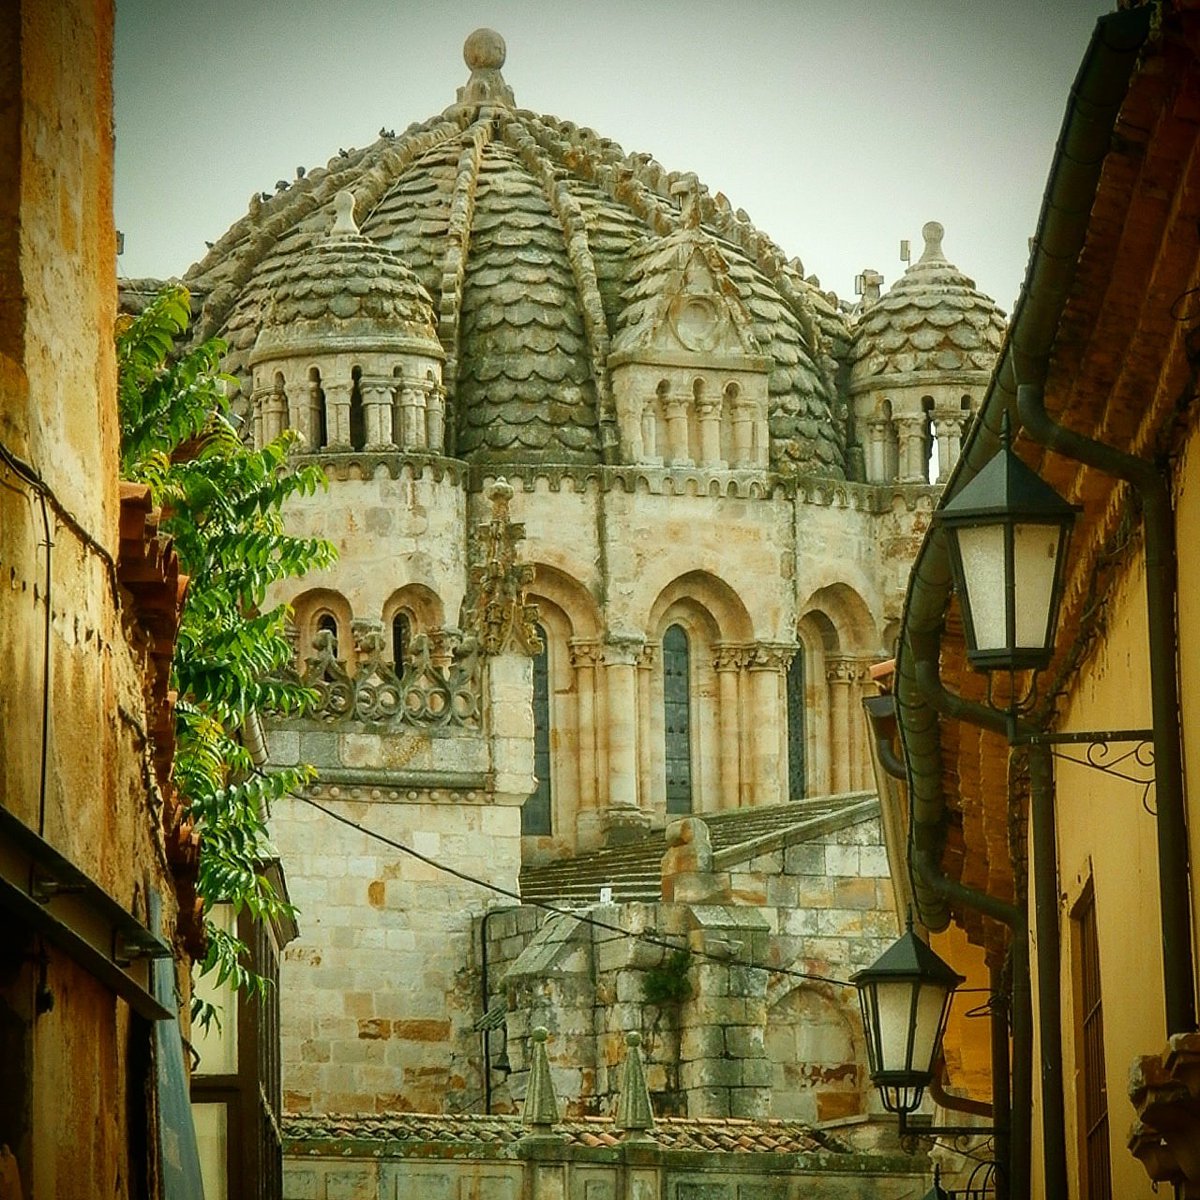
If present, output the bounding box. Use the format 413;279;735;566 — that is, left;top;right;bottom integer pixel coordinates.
488;477;514;504
329;189;359;238
919;220;946;263
626;1031;641;1048
464;28;506;71
532;1025;548;1043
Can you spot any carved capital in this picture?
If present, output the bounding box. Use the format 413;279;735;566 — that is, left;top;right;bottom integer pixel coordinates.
713;643;747;673
744;642;796;673
636;642;658;670
603;634;645;666
825;655;867;685
568;638;603;669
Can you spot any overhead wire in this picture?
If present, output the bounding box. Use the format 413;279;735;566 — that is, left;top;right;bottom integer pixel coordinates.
296;791;856;989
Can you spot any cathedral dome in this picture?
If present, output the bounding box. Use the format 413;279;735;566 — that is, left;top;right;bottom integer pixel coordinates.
848;221;1006;392
251;191;440;364
186;32;850;474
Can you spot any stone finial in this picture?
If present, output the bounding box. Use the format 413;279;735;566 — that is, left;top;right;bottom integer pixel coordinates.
615;1031;655;1135
329;190;359;238
670;173;703;230
917;220;948;265
521;1026;559;1131
457;28;516;108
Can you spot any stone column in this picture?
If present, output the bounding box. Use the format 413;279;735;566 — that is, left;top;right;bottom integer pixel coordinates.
825;656;856;793
398;384;425;450
303;376;325;449
713;645;744;810
602;636;650;842
745;643;792;807
731;400;754;468
696;398;722;467
488;651;535;807
680;907;772;1119
362;377;396;450
933;409;967;482
640;395;660;464
618;394;645;463
664;398;692;466
895;414;928;484
250;387;267;449
324;381;353;449
865;416;889;483
425;382;446;453
569;638;601;846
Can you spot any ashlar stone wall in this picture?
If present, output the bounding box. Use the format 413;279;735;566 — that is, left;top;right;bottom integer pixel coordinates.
482;809;898;1125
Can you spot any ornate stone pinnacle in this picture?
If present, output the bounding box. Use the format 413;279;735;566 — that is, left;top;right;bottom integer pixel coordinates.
329;190;359;238
521;1026;559;1132
462;477;541;657
918;220;947;265
670;173;703;230
615;1030;655;1134
457;28;515;109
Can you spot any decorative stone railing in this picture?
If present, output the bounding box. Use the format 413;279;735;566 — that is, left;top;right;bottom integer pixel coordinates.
289;626;482;728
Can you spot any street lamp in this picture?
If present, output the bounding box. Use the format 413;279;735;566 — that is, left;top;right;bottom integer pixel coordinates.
852;923;965;1115
933;414;1080;673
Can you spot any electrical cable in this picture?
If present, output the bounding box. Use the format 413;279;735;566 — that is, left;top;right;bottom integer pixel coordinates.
296;791;855;989
0;438;121;603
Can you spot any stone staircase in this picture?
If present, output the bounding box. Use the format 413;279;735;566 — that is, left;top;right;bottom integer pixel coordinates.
519;792;877;905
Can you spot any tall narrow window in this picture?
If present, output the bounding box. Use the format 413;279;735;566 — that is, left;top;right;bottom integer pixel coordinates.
522;625;552;835
392;612;410;672
1075;882;1111;1200
786;650;806;799
315;612;339;658
663;624;693;814
349;366;366;450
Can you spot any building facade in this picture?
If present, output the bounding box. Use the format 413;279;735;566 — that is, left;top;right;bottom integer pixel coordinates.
159;28;1008;1130
888;3;1200;1197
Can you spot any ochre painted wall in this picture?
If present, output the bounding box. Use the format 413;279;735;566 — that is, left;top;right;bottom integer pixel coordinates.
0;1;184;1194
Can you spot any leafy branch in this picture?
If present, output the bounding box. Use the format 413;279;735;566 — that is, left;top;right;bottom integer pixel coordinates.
117;286;335;1025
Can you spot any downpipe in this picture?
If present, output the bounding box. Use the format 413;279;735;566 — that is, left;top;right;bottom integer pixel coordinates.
1018;382;1197;1036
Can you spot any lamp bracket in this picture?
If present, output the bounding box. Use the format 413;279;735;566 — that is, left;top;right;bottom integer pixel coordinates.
1011;727;1156;811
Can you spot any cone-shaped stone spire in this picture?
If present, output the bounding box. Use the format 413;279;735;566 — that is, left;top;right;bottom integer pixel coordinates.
615;1030;655;1134
521;1026;559;1131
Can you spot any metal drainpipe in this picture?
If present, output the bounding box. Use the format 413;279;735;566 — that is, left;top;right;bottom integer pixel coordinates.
909;652;1036;1200
1018;382;1197;1036
1028;742;1068;1200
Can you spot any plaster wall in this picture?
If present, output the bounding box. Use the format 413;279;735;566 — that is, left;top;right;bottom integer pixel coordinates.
0;2;184;1194
1048;551;1161;1200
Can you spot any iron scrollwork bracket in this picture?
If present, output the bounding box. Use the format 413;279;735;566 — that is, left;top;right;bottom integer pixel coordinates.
1012;727;1156;813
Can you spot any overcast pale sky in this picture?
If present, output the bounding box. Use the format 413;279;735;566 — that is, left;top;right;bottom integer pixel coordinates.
114;0;1113;311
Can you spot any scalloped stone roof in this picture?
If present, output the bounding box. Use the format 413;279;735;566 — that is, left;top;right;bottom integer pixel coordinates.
252;191;439;362
848;221;1006;391
183;30;851;473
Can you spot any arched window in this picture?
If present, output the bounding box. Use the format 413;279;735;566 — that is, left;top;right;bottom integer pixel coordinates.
349;365;366;450
315;612;339;658
392;612;411;672
786;650;806;799
663;624;693;814
522;624;552;835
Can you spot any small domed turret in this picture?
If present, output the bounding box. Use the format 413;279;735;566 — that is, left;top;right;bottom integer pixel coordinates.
249;191;445;454
849;222;1006;484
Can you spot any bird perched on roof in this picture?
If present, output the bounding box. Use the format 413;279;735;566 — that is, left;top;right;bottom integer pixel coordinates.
338;148;349;158
379;126;395;139
296;165;306;179
275;180;288;192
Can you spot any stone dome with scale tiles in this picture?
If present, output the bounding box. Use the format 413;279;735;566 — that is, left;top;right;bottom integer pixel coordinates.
183;29;857;474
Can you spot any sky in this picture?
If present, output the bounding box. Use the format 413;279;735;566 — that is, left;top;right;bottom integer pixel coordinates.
114;0;1114;313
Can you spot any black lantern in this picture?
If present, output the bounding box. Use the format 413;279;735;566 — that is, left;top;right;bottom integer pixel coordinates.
852;924;965;1115
933;413;1080;672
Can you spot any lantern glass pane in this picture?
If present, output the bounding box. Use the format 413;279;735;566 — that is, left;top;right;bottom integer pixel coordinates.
1012;521;1062;652
910;982;951;1077
873;979;919;1074
954;523;1008;651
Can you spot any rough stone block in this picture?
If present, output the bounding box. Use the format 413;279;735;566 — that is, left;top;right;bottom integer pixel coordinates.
282;1167;319;1200
724;1025;765;1059
824;845;861;876
783;842;825;874
859;845;891;877
729;1086;771;1120
324;1167;376;1200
